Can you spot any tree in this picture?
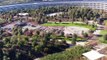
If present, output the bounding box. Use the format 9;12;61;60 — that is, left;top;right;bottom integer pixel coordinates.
59;20;62;23
72;34;77;45
9;49;16;60
18;27;23;35
3;37;10;44
0;49;3;60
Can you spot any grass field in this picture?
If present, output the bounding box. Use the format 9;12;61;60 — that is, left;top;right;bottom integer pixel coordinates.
42;22;96;30
98;20;107;43
100;30;107;35
99;30;107;43
56;36;85;42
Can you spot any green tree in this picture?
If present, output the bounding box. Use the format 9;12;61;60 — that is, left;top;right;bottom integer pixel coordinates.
72;34;77;45
0;49;3;60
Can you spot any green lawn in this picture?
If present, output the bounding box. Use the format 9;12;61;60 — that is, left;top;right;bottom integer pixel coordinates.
99;20;107;43
100;30;107;35
99;30;107;43
42;22;96;30
56;36;85;41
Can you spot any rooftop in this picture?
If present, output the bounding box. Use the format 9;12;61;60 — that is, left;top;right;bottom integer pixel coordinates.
83;50;105;60
18;13;29;16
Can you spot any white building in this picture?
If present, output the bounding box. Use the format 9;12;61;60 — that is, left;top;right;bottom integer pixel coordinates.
59;1;107;12
83;50;105;60
18;13;29;16
65;1;106;11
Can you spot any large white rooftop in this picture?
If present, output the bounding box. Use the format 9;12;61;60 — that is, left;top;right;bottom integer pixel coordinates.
83;50;105;60
47;12;63;17
18;13;29;16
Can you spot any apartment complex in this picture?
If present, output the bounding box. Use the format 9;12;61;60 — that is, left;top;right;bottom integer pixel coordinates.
65;1;106;12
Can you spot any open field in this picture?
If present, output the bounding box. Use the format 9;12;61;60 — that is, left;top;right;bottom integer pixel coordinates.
99;30;107;43
100;30;107;35
42;22;96;30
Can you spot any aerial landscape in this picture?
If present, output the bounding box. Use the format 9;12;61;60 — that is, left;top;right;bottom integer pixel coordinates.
0;0;107;60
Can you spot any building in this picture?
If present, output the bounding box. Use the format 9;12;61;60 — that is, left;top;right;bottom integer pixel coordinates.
18;13;29;16
62;1;107;12
83;50;105;60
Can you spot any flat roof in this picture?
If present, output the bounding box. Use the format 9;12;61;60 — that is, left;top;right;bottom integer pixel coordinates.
83;50;105;60
18;13;29;16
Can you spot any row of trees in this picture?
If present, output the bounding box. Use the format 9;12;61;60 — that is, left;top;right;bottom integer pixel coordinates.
41;46;91;60
0;6;106;25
